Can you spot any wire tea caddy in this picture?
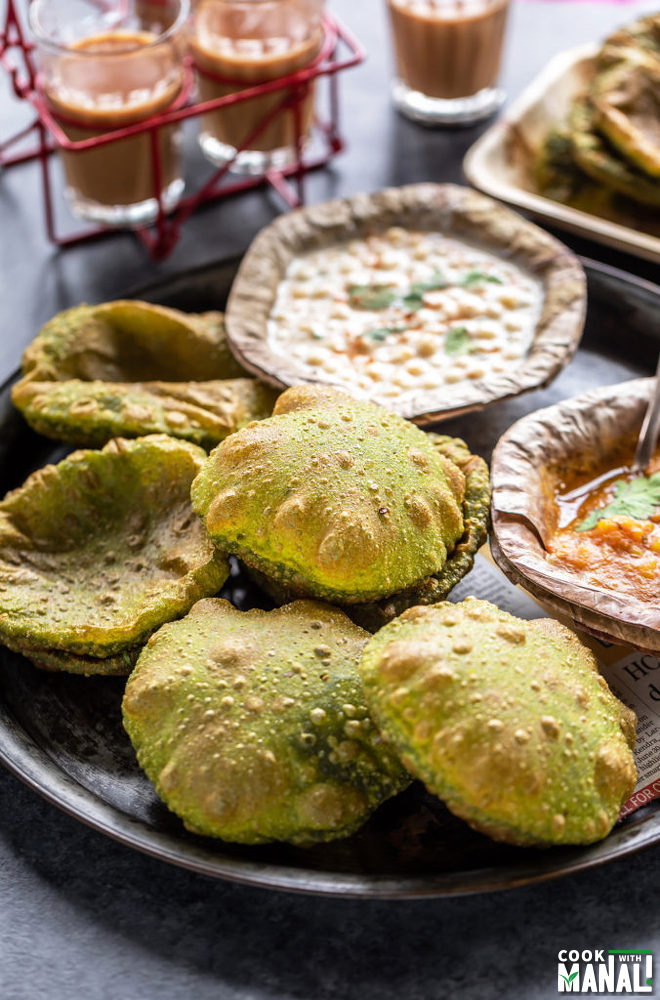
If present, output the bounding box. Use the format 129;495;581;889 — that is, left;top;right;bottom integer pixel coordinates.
0;0;365;259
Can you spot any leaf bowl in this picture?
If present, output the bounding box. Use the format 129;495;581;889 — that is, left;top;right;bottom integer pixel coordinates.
224;183;587;426
490;377;660;653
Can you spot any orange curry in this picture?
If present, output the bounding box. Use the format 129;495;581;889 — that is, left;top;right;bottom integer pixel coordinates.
549;445;660;602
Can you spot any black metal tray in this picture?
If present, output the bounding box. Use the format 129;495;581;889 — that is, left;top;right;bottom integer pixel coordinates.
0;255;659;899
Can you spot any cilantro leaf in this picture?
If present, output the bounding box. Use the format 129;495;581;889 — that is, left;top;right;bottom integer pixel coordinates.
366;325;409;342
409;271;447;296
347;284;397;310
403;272;448;312
402;292;425;312
460;271;503;287
576;472;660;531
349;272;448;314
444;326;471;356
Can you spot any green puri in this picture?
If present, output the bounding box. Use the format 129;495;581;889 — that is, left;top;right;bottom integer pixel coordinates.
123;599;410;844
244;430;491;632
12;301;277;448
535;13;660;209
192;385;488;609
0;435;229;674
359;598;637;847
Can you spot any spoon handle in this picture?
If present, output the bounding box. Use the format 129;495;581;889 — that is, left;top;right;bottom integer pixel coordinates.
634;353;660;473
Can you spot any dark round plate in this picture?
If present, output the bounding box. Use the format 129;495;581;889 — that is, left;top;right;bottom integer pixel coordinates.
0;255;659;899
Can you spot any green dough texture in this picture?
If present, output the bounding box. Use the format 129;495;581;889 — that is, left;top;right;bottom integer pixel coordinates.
122;599;410;844
359;598;637;847
245;432;490;631
12;302;277;449
191;385;469;604
0;435;229;666
13;376;277;451
569;98;660;206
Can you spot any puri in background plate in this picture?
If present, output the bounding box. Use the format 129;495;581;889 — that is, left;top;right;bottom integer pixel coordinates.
463;45;660;265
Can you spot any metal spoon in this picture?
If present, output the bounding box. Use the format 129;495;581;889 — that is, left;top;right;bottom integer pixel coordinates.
633;351;660;473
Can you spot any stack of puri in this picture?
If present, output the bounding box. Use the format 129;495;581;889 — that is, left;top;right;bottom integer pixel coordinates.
535;13;660;211
123;385;636;847
11;300;278;449
0;328;638;849
189;384;492;633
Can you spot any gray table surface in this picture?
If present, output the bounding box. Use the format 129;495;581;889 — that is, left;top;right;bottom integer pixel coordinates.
1;1;660;997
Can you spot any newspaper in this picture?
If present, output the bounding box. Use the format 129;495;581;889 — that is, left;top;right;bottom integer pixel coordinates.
449;550;660;817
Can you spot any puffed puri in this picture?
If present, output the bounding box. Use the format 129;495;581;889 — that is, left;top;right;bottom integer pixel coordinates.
358;598;638;847
190;384;471;605
122;598;411;845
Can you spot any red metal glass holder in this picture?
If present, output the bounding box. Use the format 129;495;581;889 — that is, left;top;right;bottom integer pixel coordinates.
0;1;365;259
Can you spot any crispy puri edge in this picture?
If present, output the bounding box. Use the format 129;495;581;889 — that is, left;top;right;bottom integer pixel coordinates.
6;551;232;657
20;302;211;383
1;632;141;676
179;781;413;846
433;731;636;847
11;377;278;450
436;723;637;847
233;541;453;607
438;798;620;848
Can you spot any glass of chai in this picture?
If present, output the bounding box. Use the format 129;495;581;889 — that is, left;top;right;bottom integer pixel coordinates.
386;0;510;125
190;0;324;174
29;0;189;226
